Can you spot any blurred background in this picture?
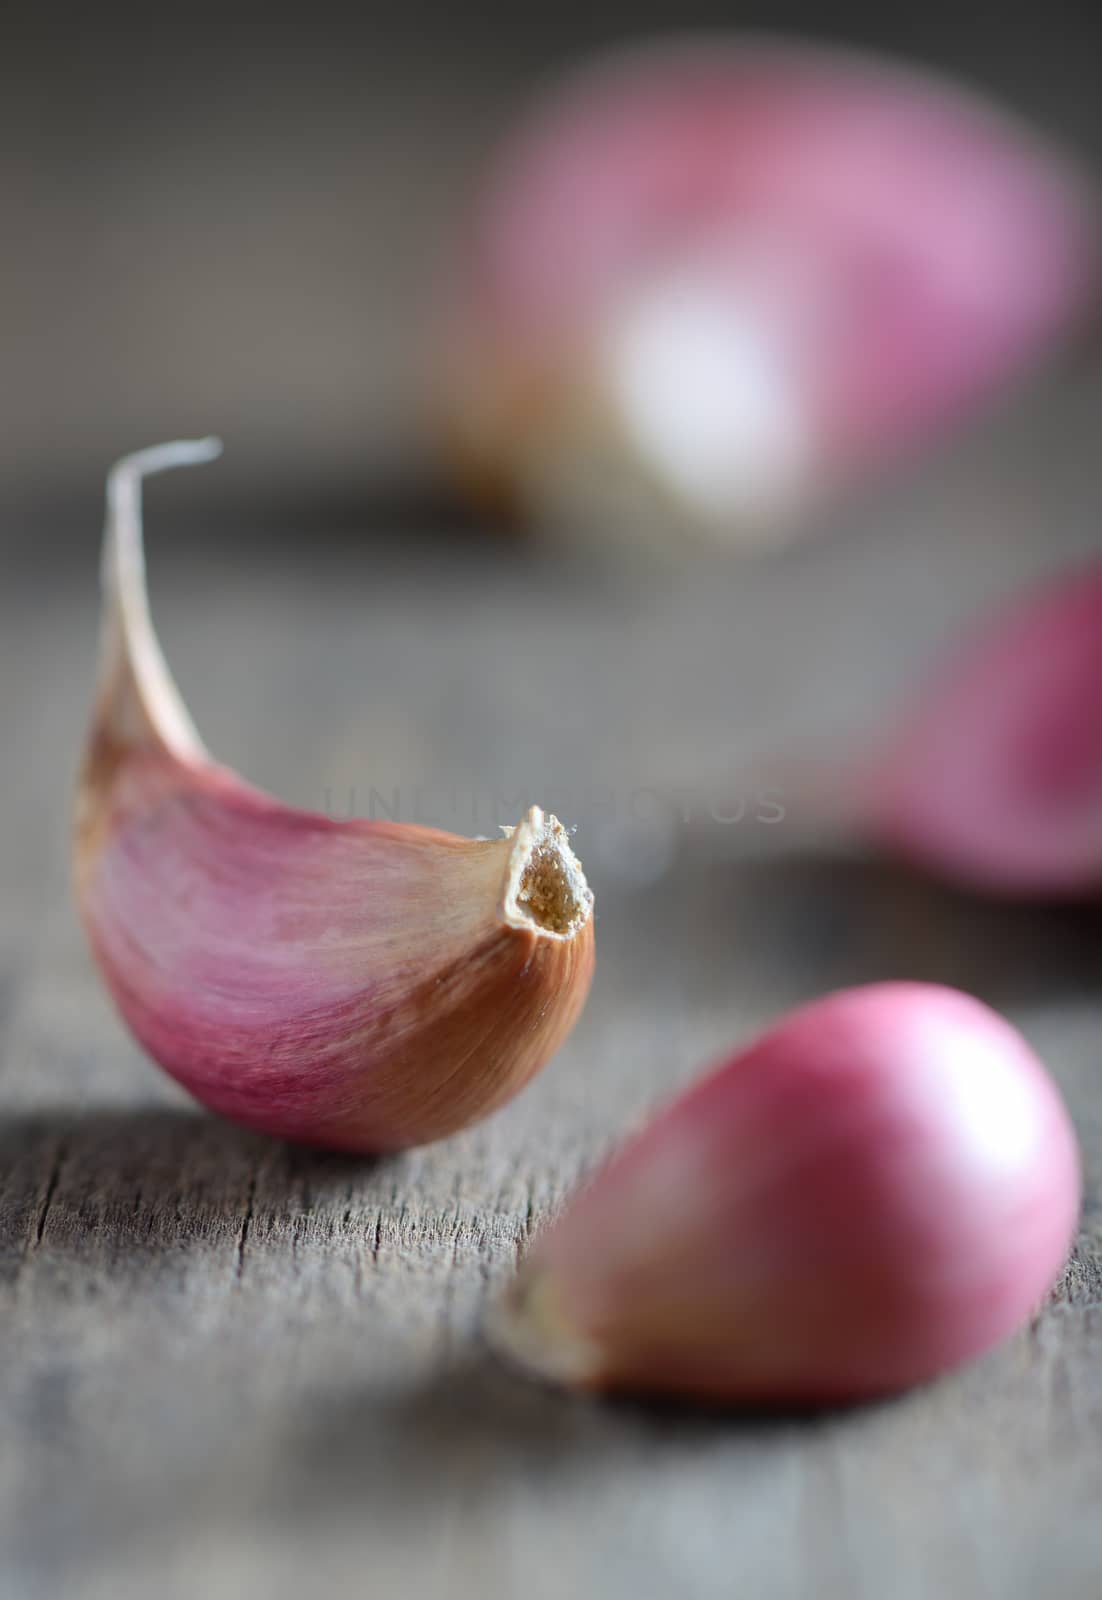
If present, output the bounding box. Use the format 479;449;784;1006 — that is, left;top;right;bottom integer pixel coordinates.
6;0;1102;872
4;1;1102;544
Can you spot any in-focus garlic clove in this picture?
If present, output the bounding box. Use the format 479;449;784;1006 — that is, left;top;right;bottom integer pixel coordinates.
491;983;1080;1405
74;441;595;1151
438;37;1098;551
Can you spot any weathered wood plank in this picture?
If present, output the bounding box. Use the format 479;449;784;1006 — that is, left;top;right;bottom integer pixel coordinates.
3;403;1102;1599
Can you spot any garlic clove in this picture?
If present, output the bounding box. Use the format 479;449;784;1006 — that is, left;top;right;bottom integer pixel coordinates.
439;37;1097;551
491;983;1080;1404
865;562;1102;899
75;441;595;1151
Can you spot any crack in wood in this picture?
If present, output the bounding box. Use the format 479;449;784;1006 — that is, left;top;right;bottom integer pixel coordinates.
514;1189;536;1268
24;1140;66;1260
235;1173;257;1284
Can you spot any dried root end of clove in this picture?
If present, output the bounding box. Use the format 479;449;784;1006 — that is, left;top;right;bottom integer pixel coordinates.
501;810;594;939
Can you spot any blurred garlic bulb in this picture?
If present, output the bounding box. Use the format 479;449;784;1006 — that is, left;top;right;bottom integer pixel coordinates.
75;441;595;1151
438;36;1097;550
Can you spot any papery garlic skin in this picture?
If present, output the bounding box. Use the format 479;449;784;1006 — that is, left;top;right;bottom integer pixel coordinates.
493;984;1080;1404
440;37;1097;548
75;442;595;1151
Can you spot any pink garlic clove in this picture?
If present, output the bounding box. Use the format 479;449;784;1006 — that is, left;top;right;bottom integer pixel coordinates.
492;983;1080;1404
438;37;1098;549
75;442;595;1151
866;562;1102;898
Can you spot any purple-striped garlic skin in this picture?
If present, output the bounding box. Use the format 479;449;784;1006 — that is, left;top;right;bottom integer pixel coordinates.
75;442;594;1152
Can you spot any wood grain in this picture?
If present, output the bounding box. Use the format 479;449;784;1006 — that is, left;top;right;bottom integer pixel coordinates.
3;401;1102;1598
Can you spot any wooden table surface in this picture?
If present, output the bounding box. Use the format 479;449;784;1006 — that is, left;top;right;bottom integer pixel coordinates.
3;380;1102;1599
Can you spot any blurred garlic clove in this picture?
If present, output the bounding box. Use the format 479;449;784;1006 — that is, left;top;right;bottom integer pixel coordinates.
492;983;1080;1404
866;562;1102;897
438;37;1097;550
75;441;595;1152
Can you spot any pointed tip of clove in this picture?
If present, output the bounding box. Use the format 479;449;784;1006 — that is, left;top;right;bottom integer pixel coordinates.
109;436;224;487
